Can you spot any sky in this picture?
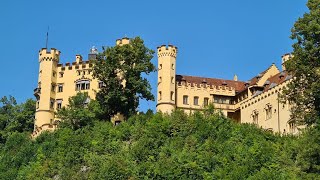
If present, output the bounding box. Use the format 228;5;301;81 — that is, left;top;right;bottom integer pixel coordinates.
0;0;308;112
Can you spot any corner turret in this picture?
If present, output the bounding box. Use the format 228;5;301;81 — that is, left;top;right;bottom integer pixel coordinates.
116;37;130;46
281;53;292;71
33;48;60;137
156;44;178;113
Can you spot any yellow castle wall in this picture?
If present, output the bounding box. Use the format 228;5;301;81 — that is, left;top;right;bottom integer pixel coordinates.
33;38;130;137
156;45;177;113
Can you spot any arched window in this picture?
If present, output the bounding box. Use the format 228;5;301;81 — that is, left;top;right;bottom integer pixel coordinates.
75;80;90;91
265;103;272;120
251;110;259;126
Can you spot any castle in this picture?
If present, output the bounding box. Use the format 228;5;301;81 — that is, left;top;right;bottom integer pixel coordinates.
32;37;129;137
156;45;298;134
33;37;298;137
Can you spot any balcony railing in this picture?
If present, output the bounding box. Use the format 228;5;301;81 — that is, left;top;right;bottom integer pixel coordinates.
34;87;41;97
213;103;235;110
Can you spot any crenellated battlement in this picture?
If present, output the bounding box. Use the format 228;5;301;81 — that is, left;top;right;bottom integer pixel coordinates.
57;60;93;71
116;37;130;46
281;53;292;63
281;53;292;71
39;48;60;62
157;45;178;58
177;80;236;96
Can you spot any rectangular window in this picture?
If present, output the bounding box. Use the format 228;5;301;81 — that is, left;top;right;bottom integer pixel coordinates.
183;95;188;105
289;122;295;133
52;71;56;77
50;99;54;109
51;84;56;92
213;95;230;104
76;84;81;91
59;72;64;78
171;91;174;101
76;80;90;91
36;101;40;109
81;83;86;90
159;91;162;100
56;99;62;109
58;85;63;92
204;98;209;107
194;96;199;105
253;114;258;125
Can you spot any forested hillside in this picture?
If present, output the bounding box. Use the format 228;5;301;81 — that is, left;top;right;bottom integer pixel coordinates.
1;103;320;179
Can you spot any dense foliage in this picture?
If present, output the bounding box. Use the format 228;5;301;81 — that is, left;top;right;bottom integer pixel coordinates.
283;0;320;125
1;108;320;179
0;96;35;143
93;37;156;119
56;92;102;130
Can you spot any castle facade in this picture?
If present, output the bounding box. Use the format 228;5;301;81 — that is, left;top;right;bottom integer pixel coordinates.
33;37;298;137
32;38;129;137
156;45;298;134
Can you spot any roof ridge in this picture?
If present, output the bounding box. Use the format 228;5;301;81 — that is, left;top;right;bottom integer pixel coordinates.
176;74;246;83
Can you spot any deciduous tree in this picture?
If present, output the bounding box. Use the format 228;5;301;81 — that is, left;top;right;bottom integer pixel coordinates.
93;37;156;120
283;0;320;125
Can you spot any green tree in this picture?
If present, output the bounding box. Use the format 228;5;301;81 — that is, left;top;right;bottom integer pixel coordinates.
56;92;101;130
93;37;156;120
0;96;35;143
283;0;320;125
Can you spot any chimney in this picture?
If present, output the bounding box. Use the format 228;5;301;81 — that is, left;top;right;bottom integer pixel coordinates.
234;74;238;81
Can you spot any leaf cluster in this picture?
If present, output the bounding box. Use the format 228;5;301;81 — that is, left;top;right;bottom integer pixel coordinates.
93;37;156;119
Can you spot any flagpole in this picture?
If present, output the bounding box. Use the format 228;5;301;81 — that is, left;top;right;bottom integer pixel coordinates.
46;26;49;49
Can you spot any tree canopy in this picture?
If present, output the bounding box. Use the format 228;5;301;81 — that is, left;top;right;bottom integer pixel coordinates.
93;37;156;120
56;92;102;130
0;96;35;143
1;109;320;179
284;0;320;125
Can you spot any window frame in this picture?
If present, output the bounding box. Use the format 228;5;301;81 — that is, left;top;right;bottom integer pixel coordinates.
183;95;188;105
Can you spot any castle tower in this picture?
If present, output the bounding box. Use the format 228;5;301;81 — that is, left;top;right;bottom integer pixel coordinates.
33;48;60;136
116;37;130;46
156;45;178;113
281;53;292;71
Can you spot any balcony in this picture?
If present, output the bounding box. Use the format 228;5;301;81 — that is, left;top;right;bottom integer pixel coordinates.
213;103;235;110
34;87;41;98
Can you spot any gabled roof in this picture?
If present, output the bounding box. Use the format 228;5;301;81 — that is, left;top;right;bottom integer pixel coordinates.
248;64;280;86
262;71;290;92
176;75;246;92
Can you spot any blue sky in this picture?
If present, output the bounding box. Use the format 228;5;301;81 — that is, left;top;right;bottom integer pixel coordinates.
0;0;308;112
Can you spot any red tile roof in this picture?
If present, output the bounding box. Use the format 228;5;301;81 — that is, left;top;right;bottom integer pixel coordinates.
176;75;246;92
262;71;290;92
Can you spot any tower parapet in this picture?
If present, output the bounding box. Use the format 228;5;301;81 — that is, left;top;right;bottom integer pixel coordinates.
156;44;178;113
157;45;178;58
116;37;130;46
39;48;60;62
281;53;292;71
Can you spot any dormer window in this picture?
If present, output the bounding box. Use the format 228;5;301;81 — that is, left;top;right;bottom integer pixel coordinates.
263;80;270;87
279;72;285;79
202;79;207;84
